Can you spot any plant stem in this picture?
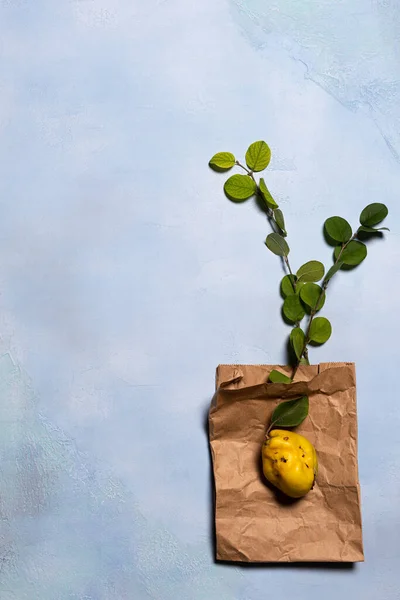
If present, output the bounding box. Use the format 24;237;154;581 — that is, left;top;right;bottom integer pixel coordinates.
284;256;297;293
236;160;254;179
237;160;303;366
291;232;357;379
237;160;286;239
265;420;277;438
335;232;357;263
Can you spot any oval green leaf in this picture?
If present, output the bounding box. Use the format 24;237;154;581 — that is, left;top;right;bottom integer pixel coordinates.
224;174;256;202
271;396;309;428
300;283;325;312
358;225;390;234
324;216;352;243
268;369;292;384
290;327;305;360
245;140;271;172
259;178;278;209
323;261;343;284
283;294;305;323
208;152;236;172
296;260;325;283
309;317;332;344
334;240;367;266
280;274;297;297
265;233;290;257
274;208;286;235
360;203;388;227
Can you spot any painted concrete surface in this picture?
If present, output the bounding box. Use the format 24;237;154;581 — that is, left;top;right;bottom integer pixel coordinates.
0;1;399;598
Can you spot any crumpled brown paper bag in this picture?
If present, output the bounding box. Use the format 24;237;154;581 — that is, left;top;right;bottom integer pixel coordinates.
208;362;364;562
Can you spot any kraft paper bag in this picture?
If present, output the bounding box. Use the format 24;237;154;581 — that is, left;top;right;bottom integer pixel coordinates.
208;362;364;562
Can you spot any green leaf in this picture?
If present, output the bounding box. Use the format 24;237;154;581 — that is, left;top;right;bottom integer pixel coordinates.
360;203;388;227
358;225;390;234
268;369;292;384
283;294;306;323
290;327;305;360
259;178;278;209
309;317;332;344
296;260;325;283
208;152;236;172
265;233;290;257
323;261;343;284
300;356;310;365
324;216;352;243
224;174;257;202
334;240;367;266
270;396;309;428
245;141;271;172
274;208;286;235
299;283;325;312
280;274;297;297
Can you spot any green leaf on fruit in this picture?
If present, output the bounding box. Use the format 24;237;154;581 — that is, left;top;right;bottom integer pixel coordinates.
270;396;309;428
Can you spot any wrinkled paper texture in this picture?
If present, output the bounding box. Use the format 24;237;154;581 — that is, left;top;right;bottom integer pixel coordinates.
209;363;364;562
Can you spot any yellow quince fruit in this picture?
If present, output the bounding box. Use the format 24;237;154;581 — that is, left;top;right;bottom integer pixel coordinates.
262;429;318;498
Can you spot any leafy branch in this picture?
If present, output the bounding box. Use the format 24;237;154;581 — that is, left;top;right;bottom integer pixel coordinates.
209;141;389;430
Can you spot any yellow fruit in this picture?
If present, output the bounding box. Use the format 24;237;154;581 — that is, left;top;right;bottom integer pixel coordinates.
262;429;318;498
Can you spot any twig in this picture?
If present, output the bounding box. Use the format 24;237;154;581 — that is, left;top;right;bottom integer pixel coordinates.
237;159;303;367
291;232;358;379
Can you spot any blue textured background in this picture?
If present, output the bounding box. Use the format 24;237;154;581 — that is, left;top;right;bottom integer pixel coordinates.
0;1;399;598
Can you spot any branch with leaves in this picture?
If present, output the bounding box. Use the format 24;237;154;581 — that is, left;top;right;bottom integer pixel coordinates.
209;140;389;430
